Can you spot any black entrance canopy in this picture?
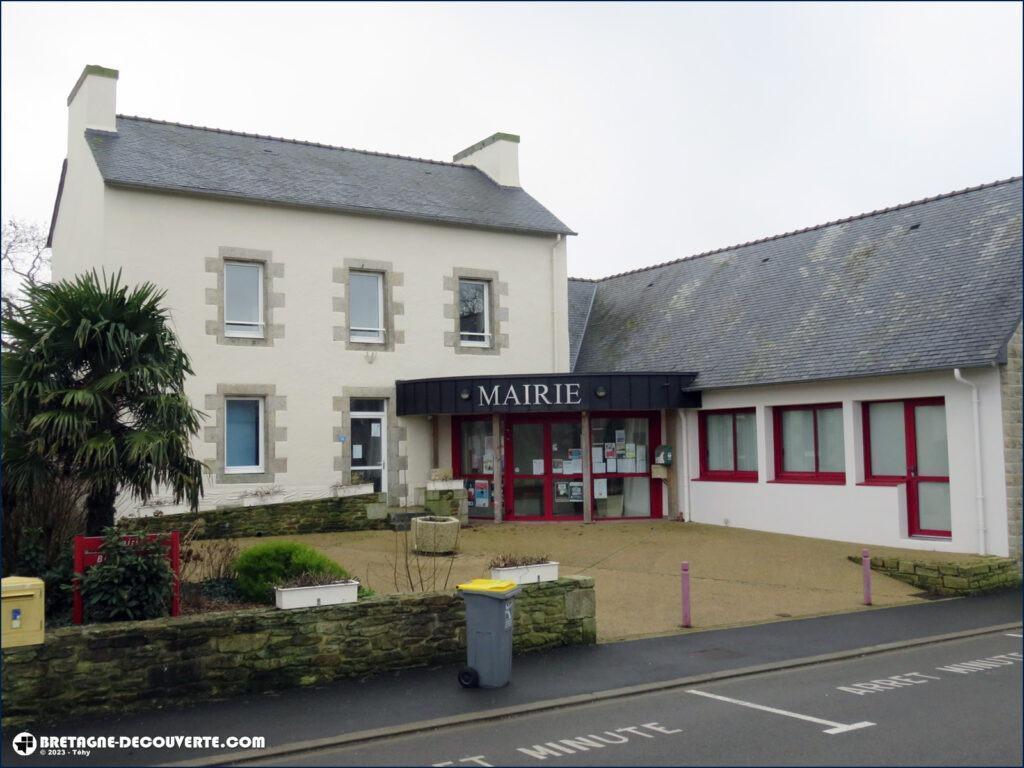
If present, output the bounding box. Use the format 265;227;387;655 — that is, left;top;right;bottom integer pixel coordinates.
396;372;701;416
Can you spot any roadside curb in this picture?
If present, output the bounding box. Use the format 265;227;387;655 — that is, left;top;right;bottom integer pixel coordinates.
170;621;1022;766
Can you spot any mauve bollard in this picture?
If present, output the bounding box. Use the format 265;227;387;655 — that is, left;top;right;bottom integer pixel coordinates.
681;562;691;628
862;548;872;606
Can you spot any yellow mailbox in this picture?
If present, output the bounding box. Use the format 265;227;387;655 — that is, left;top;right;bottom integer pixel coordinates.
2;576;45;648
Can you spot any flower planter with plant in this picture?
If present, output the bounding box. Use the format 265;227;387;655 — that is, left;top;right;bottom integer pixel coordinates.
274;571;360;609
489;553;559;585
330;481;375;499
240;485;286;507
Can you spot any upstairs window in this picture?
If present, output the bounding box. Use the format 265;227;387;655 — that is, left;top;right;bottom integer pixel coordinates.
225;397;264;474
224;262;263;338
459;279;490;347
773;404;846;483
349;271;384;343
699;408;758;481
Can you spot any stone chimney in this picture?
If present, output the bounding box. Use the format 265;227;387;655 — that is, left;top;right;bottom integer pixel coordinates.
67;65;118;148
453;132;520;187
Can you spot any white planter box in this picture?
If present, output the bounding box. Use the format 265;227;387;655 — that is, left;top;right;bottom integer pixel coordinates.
490;562;560;585
274;581;359;609
241;493;285;507
333;483;375;499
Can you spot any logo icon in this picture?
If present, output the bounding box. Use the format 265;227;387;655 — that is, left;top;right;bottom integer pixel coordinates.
12;732;37;756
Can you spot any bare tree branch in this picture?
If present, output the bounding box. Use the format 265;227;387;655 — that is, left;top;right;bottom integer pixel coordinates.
1;218;50;322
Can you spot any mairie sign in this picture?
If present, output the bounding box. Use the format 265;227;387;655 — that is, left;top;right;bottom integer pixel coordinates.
477;382;581;408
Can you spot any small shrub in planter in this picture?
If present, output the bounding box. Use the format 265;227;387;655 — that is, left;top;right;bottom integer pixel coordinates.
234;541;351;604
488;553;559;585
80;529;174;622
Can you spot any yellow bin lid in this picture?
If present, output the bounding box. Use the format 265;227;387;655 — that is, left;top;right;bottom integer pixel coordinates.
457;578;518;594
2;576;44;591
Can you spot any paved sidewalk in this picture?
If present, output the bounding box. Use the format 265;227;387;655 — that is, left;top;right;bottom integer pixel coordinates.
4;591;1019;767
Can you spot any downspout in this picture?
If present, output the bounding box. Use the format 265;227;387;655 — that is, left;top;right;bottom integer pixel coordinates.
680;409;692;522
551;234;562;371
953;368;986;555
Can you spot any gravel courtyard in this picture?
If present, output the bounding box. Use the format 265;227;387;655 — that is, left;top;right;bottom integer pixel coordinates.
233;520;983;641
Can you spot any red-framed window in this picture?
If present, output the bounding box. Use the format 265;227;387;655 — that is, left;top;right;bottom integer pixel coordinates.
451;415;496;517
772;403;846;485
698;408;758;482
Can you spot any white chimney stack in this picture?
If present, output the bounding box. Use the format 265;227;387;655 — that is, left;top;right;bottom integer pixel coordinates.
453;132;520;187
67;65;118;149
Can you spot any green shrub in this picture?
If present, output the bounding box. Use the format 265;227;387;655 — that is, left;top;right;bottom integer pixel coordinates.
233;541;350;603
80;529;174;622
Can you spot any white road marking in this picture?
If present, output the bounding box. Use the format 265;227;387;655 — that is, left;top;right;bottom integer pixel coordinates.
1005;633;1022;638
687;689;875;735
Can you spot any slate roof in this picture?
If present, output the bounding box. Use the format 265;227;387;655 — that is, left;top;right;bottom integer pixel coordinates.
572;178;1023;389
567;279;597;370
83;116;574;236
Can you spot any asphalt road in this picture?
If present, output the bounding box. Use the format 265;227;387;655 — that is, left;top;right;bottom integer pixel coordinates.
269;631;1024;767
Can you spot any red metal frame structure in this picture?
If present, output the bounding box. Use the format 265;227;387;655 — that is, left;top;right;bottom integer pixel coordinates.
862;397;950;538
697;408;758;482
454;411;662;520
771;403;846;485
72;531;181;624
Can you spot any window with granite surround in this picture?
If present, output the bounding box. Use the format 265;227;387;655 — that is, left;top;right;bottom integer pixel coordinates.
333;259;404;352
205;247;284;347
443;267;508;355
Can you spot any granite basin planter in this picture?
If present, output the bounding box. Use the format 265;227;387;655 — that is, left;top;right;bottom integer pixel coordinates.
274;580;359;609
412;515;460;554
491;561;560;585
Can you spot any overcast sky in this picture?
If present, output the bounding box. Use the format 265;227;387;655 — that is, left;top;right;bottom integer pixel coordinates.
2;2;1021;278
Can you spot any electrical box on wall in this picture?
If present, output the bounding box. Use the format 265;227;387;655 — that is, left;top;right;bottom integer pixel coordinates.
654;445;674;466
2;576;45;648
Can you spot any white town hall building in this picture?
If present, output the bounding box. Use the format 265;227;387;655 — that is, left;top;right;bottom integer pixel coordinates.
49;66;1022;561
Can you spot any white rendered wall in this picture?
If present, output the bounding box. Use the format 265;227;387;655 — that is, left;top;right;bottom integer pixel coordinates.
55;179;569;514
675;368;1010;556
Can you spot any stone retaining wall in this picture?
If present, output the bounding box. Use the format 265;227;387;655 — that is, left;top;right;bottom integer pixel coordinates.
118;494;390;540
850;554;1021;596
1;577;596;728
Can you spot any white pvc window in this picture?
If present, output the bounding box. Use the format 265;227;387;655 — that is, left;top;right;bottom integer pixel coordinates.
459;279;490;346
225;397;264;474
349;271;385;343
224;262;264;338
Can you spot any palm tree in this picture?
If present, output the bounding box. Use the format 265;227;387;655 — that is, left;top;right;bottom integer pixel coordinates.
2;270;205;534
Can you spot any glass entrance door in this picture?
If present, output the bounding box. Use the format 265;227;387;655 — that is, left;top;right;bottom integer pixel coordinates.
865;398;950;537
505;417;584;520
350;401;387;493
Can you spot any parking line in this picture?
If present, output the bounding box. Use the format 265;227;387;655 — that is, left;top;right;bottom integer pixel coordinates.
1005;633;1022;638
687;690;875;735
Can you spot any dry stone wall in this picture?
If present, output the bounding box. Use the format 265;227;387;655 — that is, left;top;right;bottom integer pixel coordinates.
1;577;596;728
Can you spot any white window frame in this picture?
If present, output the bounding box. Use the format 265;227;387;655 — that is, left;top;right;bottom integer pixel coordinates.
224;261;265;339
224;396;265;474
349;271;386;344
350;402;388;493
459;278;491;347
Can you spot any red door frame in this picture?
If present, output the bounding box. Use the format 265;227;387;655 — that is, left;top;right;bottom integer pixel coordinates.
863;397;950;538
504;414;583;520
451;414;495;516
500;411;662;521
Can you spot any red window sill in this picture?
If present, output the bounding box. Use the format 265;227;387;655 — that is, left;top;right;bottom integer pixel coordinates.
770;475;846;486
857;479;906;487
694;474;759;484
